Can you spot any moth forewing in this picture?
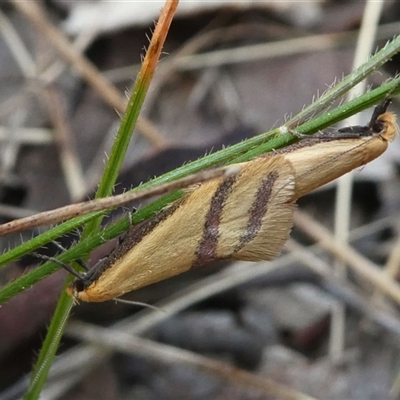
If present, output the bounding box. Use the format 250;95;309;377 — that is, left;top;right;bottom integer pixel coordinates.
69;156;296;302
284;111;398;200
282;138;383;199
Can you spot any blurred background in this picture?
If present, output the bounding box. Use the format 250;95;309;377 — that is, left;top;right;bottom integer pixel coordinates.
2;1;400;399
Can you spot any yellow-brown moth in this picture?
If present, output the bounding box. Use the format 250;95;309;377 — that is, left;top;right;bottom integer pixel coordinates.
66;100;398;302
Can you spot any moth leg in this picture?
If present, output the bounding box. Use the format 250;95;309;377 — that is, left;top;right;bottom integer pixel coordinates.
291;127;368;140
288;128;326;139
118;209;136;245
288;128;309;139
127;209;135;228
50;240;89;271
32;253;85;279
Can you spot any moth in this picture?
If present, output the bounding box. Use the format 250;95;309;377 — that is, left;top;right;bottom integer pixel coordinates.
66;100;398;302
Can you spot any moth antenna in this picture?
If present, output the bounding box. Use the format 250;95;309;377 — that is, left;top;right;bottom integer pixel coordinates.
113;298;165;312
33;253;85;280
50;240;68;252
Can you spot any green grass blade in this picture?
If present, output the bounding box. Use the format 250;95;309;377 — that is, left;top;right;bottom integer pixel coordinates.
24;287;73;400
23;2;179;399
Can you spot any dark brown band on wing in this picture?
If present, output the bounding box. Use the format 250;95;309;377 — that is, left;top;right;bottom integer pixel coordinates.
235;171;278;251
193;174;238;267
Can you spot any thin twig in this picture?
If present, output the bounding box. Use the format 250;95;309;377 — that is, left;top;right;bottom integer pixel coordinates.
331;0;385;362
0;165;238;236
294;210;400;306
172;21;400;71
0;7;86;200
106;21;400;86
66;320;316;400
384;236;400;279
42;87;86;201
0;126;52;144
285;239;400;334
10;0;167;148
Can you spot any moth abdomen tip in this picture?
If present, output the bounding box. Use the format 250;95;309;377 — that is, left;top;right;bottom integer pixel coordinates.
378;111;398;142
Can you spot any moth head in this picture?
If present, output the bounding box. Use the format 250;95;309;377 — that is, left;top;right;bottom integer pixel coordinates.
66;279;85;303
